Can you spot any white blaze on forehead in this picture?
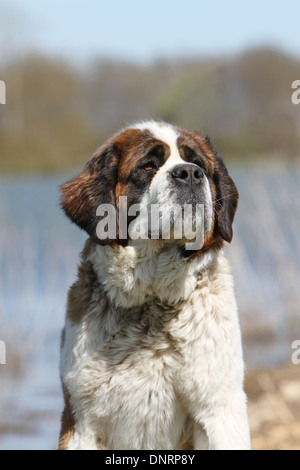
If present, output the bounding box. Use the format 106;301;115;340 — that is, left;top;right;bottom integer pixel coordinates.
133;121;186;199
133;120;184;167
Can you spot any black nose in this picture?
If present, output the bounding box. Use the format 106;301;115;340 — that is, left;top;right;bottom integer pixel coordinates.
171;164;204;184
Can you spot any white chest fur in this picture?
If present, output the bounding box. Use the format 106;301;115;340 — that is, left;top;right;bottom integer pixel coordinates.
60;244;250;450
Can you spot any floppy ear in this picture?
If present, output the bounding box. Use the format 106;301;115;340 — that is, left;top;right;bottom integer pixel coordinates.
213;154;239;243
60;142;120;244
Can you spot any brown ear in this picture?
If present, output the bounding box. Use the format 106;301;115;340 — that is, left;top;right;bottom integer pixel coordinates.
213;154;239;243
60;142;120;244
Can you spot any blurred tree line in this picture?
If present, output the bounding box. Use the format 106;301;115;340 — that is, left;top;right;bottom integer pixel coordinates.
0;47;299;173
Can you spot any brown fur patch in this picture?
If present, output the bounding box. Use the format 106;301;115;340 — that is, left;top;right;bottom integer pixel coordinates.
58;386;75;450
115;130;170;205
177;130;216;174
60;140;121;243
66;240;99;324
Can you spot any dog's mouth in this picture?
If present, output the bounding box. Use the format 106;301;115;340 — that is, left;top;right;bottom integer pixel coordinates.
125;201;211;250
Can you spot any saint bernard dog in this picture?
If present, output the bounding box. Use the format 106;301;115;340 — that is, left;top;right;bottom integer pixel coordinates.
58;120;251;450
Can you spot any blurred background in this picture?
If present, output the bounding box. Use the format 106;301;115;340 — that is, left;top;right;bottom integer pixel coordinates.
0;0;300;450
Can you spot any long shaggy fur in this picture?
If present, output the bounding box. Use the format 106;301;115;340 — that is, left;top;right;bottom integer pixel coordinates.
59;121;250;450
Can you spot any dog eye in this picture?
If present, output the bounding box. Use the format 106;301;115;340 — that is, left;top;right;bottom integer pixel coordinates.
142;162;156;171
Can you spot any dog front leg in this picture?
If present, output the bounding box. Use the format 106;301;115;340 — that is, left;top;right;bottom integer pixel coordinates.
194;395;251;450
59;426;104;450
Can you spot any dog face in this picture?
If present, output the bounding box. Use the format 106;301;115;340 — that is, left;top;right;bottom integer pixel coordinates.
60;121;238;251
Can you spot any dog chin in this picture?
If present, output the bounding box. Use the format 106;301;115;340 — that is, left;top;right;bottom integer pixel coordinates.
126;199;212;247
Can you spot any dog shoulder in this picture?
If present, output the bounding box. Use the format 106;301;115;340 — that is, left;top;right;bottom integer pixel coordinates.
65;239;100;324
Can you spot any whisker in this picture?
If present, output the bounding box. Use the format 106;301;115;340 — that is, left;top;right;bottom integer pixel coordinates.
214;192;239;204
212;192;239;216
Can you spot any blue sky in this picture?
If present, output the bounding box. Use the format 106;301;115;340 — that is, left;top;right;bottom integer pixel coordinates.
1;0;300;63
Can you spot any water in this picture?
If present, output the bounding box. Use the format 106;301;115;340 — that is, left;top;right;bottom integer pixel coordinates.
0;166;299;449
0;173;86;450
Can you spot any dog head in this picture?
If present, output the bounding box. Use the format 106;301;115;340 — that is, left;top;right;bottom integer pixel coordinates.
60;121;238;252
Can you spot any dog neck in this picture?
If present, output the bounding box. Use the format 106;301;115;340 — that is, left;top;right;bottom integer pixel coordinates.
86;239;219;308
